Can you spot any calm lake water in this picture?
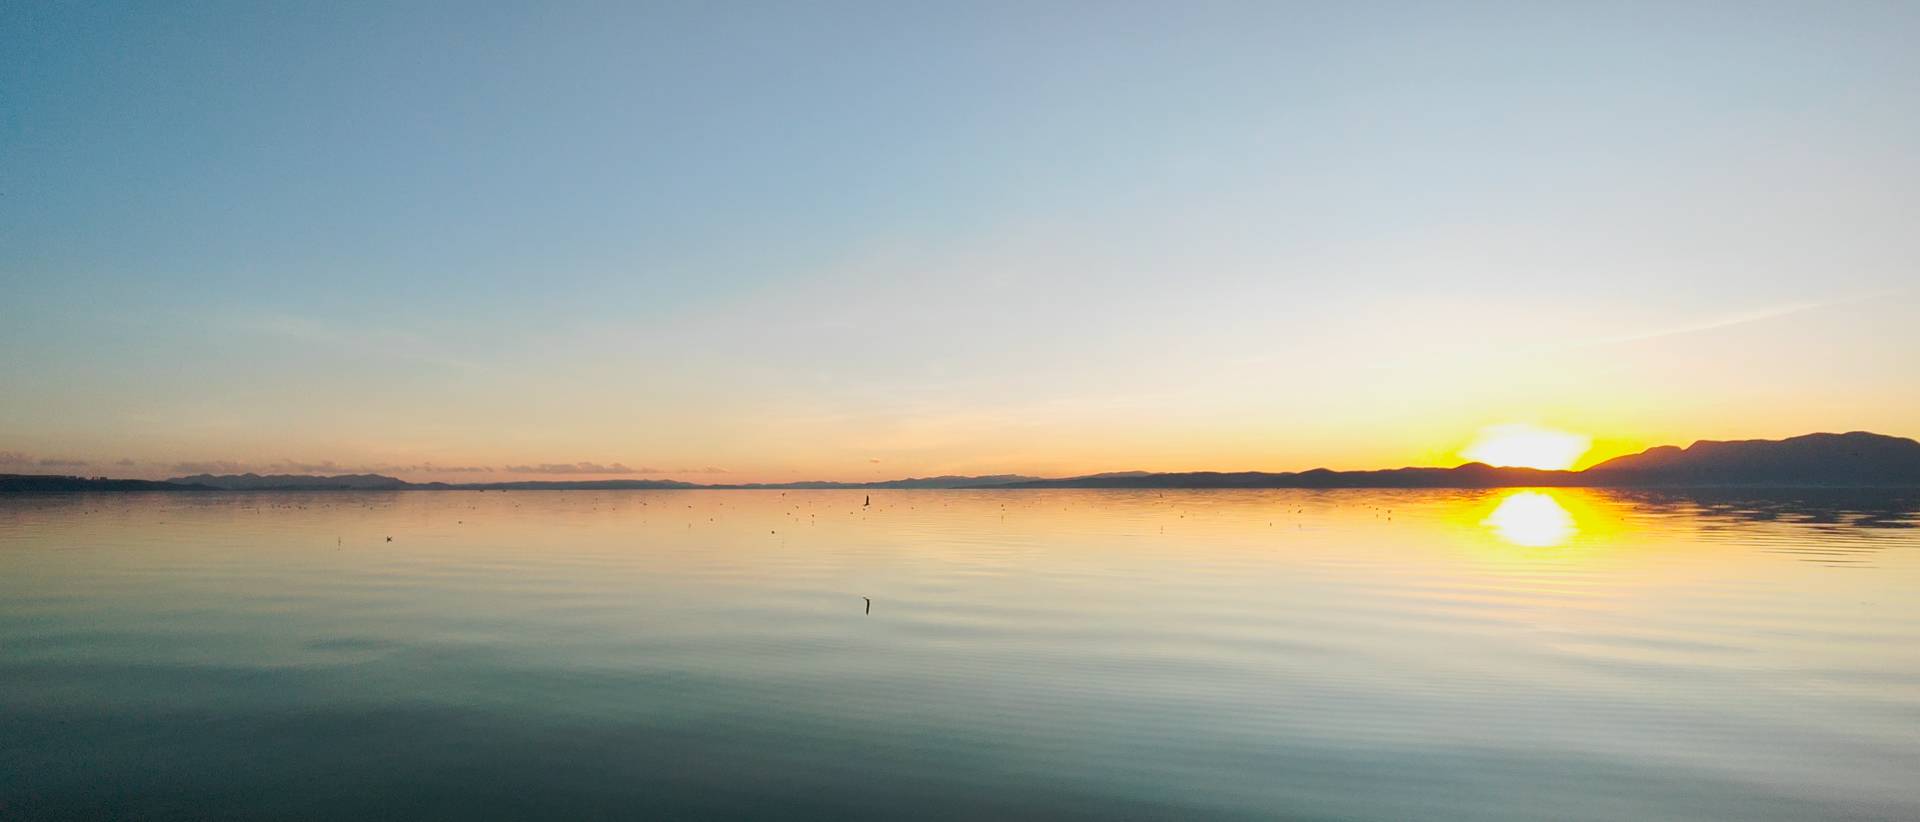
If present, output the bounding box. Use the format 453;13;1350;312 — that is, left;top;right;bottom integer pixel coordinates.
3;489;1918;820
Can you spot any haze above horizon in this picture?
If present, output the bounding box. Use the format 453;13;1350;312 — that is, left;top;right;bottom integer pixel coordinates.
5;2;1918;483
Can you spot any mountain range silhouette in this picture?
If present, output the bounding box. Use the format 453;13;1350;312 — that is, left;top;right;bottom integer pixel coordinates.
4;432;1918;493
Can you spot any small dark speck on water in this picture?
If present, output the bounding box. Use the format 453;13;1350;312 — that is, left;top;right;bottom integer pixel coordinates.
9;488;1913;820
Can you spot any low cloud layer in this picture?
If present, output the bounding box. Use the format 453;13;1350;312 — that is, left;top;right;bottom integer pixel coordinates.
1;452;90;468
504;462;726;475
168;459;495;476
396;464;493;473
8;452;715;478
505;462;637;475
170;460;254;475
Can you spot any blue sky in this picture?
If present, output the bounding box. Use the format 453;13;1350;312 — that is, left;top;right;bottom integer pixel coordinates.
4;1;1918;480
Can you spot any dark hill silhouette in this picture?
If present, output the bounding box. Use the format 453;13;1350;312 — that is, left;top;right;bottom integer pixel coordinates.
721;474;1044;490
424;479;700;490
172;473;412;490
1584;431;1920;487
1002;463;1582;489
157;473;1036;491
1;474;214;493
1013;432;1920;489
170;474;700;491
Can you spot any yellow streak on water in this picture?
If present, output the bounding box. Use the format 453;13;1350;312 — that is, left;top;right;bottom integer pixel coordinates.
1483;490;1579;547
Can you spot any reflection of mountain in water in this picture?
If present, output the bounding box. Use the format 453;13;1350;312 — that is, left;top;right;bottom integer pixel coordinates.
1606;488;1920;529
1601;488;1920;566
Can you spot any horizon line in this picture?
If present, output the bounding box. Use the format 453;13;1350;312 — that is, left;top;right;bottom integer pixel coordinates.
7;430;1915;491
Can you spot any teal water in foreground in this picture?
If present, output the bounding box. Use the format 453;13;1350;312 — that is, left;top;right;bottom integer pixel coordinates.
3;489;1918;820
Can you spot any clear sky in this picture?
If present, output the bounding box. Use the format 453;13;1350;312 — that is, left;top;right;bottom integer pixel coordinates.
4;1;1917;482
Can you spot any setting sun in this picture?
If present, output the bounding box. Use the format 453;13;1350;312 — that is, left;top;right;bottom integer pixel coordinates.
1459;424;1592;470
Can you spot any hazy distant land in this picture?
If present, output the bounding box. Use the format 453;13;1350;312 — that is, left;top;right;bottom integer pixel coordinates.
5;432;1918;494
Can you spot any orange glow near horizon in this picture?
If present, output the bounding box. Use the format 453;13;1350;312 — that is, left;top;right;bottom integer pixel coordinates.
1458;424;1593;471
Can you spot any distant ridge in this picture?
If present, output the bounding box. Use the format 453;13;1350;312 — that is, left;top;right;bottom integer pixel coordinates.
1584;432;1920;487
0;474;213;493
998;464;1581;489
1010;432;1920;489
153;474;1036;491
419;479;699;491
174;474;706;491
723;474;1044;490
3;432;1917;493
173;473;412;490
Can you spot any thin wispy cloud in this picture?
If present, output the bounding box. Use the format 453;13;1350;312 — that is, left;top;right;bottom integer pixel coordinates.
166;459;495;476
396;464;493;474
170;461;254;474
0;452;92;468
271;459;349;474
1583;302;1827;346
506;462;639;475
231;312;487;374
1572;290;1901;349
503;462;726;475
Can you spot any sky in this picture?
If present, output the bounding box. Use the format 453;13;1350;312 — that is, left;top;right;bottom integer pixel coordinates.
4;1;1918;482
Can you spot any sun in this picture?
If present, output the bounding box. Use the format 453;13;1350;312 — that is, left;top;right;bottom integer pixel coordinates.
1459;423;1591;470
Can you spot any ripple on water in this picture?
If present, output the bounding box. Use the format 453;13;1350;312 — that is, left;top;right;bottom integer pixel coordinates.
2;488;1918;821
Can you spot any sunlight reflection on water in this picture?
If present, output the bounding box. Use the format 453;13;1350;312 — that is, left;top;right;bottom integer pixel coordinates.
1483;490;1578;547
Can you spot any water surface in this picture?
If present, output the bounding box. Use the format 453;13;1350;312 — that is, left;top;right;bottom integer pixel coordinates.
3;489;1918;820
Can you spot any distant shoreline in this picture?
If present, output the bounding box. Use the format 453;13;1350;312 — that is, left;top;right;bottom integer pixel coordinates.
6;481;1920;493
6;431;1919;494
